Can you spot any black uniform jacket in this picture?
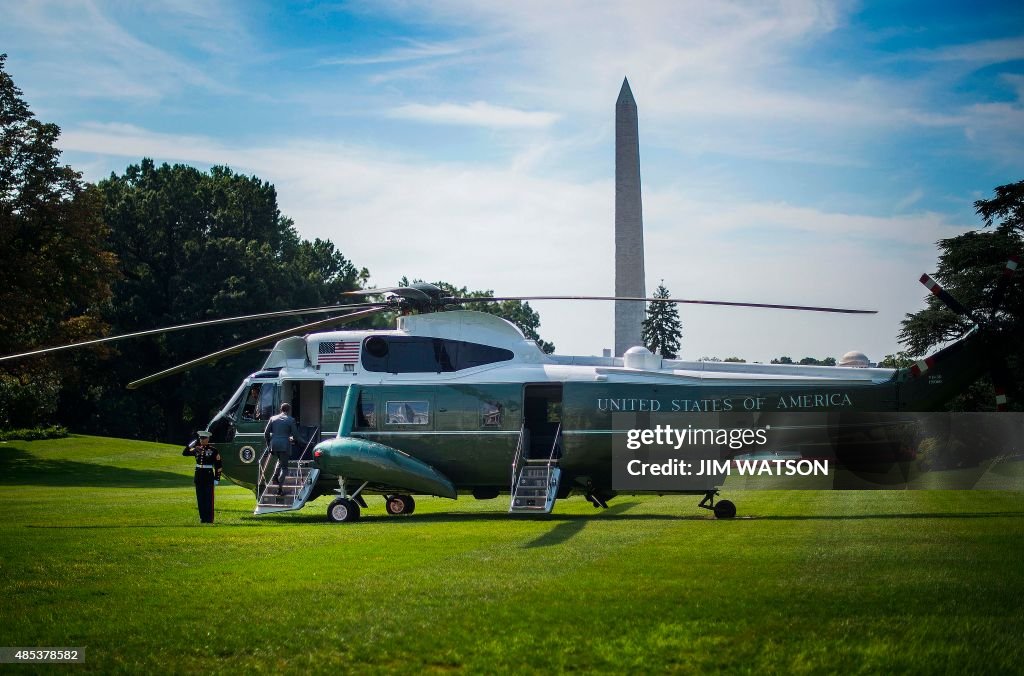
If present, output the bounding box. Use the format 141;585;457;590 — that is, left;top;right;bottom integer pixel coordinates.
183;442;223;481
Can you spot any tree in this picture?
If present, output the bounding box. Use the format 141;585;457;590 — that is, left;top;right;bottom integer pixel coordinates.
898;180;1024;411
642;282;683;359
0;54;119;428
878;351;914;369
86;160;368;440
723;357;746;363
797;356;836;366
397;278;555;353
770;355;833;365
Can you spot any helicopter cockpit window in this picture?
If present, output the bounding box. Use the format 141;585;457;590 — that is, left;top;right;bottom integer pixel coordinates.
386;401;430;425
362;337;513;373
240;383;278;421
241;385;260;421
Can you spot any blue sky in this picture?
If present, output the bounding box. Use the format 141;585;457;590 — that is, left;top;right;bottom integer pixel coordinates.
3;0;1023;362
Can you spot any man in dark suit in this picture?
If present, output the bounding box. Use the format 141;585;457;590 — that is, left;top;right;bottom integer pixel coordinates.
264;403;298;495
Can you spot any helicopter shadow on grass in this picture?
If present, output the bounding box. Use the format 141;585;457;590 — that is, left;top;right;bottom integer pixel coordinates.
0;446;189;488
521;501;643;548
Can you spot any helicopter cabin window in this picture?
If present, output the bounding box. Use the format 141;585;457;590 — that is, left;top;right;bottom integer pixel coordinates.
240;383;277;422
356;393;376;428
480;402;503;427
362;336;513;373
324;387;345;410
385;401;430;425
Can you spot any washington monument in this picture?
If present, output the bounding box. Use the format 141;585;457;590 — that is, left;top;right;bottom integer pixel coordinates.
615;77;645;356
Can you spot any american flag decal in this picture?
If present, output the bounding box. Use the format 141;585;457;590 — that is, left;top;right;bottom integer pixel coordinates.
318;341;360;364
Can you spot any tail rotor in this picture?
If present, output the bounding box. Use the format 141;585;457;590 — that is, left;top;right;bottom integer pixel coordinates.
912;256;1021;411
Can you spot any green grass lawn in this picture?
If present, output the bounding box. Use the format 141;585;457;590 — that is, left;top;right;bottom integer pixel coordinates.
1;435;1023;674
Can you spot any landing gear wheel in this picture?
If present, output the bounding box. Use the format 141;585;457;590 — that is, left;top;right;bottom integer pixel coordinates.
327;497;360;523
713;499;737;519
386;494;416;515
386;495;407;515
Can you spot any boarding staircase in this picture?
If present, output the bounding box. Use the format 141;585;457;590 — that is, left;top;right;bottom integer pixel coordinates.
254;428;321;515
509;423;562;514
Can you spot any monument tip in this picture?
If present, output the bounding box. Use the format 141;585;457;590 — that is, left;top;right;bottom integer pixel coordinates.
617;77;635;104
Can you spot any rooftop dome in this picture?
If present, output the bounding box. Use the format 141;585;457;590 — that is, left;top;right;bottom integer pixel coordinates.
839;351;871;368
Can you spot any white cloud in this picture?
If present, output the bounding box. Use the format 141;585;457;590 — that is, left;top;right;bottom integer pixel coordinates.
386;101;560;128
895;189;925;211
0;0;245;101
349;1;985;167
319;38;481;66
905;37;1024;66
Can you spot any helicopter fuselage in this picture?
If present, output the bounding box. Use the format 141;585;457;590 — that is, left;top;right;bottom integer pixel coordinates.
205;310;970;503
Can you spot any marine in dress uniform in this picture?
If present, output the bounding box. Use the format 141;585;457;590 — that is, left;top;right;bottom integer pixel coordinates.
183;430;223;523
264;403;299;494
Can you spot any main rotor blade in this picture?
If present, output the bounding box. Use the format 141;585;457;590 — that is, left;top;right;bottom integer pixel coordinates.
990;255;1020;318
449;295;877;314
341;287;434;302
340;287;405;296
989;355;1015;412
919;273;978;322
126;307;385;390
0;302;383;364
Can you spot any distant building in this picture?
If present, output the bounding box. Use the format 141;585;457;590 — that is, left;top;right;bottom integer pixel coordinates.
839;351;873;368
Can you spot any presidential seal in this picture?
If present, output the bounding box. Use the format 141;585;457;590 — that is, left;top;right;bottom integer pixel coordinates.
239;446;256;464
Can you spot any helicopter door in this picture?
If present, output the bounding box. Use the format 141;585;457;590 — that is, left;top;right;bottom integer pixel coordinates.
281;380;324;453
523;384;562;460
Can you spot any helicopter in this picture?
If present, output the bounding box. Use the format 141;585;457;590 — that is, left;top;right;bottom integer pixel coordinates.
2;256;1019;521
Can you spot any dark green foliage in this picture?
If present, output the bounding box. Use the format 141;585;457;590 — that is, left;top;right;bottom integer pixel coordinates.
0;424;67;441
798;356;836;366
398;277;555;353
769;356;834;366
642;282;682;359
83;160;368;441
878;351;914;369
898;180;1024;411
0;54;118;428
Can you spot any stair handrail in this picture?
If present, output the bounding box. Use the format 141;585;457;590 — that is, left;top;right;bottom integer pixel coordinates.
547;423;562;465
510;420;527;504
256;445;273;503
290;426;321;503
256;426;322;509
297;426;320;462
544;422;562;494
